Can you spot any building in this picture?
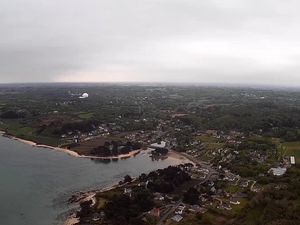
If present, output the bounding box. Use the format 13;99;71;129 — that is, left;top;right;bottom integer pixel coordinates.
150;141;166;149
79;92;89;99
269;167;287;176
175;205;185;215
154;192;165;201
149;208;160;217
171;215;183;222
291;156;296;165
124;188;132;197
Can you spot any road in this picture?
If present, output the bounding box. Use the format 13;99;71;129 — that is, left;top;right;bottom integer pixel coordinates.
156;151;220;225
157;201;182;225
250;180;257;192
179;152;219;183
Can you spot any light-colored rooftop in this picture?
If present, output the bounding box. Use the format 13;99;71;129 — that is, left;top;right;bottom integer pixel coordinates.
171;215;183;222
269;167;287;176
150;141;166;149
291;156;296;165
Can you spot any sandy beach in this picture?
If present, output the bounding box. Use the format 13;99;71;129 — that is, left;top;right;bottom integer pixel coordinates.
166;150;195;165
80;149;141;160
1;132;194;225
62;150;193;225
63;215;79;225
1;132;193;165
1;133;141;160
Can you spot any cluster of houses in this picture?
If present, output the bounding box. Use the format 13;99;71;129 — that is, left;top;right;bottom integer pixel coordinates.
268;156;296;176
59;109;298;224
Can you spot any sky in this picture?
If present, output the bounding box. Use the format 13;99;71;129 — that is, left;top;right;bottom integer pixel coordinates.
1;0;300;86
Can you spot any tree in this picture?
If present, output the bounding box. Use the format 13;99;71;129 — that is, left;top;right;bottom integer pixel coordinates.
124;175;133;183
133;189;154;211
0;110;24;119
183;187;200;205
276;144;287;161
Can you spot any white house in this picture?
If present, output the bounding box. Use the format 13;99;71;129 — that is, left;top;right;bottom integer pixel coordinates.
150;141;166;149
290;156;296;165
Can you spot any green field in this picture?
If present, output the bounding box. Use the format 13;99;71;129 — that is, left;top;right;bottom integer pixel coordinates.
225;185;241;194
77;112;94;119
196;134;218;143
0;120;59;146
282;142;300;163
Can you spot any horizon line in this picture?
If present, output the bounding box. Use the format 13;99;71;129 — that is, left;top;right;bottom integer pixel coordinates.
0;81;299;90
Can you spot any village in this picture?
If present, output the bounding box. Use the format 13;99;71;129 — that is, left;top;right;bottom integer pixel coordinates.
70;122;298;225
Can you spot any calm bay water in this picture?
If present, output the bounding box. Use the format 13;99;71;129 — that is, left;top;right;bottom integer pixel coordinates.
0;136;176;225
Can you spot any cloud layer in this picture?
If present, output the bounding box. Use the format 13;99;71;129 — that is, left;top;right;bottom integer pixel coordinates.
1;0;300;86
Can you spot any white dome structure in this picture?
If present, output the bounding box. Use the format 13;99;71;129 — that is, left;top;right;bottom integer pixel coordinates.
79;93;89;99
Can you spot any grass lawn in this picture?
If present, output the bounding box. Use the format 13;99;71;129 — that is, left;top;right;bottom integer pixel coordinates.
196;135;218;143
206;142;224;151
249;136;281;145
194;135;225;161
78;112;94;119
230;198;249;215
96;188;123;200
176;214;201;225
225;185;240;194
282;141;300;163
240;205;264;225
200;210;228;225
95;197;107;209
3;121;35;138
0;120;59;146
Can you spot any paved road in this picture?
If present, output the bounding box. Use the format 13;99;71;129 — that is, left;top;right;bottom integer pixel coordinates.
157;201;182;225
250;180;257;192
180;152;219;183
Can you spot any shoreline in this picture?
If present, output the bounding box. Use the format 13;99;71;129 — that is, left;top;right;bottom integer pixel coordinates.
63;215;79;225
166;149;195;165
0;131;193;164
1;133;141;160
63;150;194;225
63;150;195;225
64;180;132;225
0;131;195;225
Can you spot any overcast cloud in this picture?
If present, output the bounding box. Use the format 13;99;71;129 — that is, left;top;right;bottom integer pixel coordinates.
1;0;300;86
